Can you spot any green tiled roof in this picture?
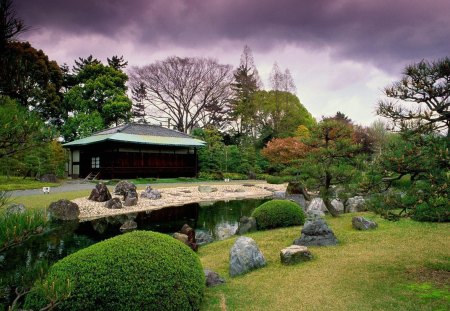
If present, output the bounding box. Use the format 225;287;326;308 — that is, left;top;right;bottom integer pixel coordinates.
63;132;205;148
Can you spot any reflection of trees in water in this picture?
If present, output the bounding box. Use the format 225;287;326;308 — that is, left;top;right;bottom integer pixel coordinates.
197;199;268;238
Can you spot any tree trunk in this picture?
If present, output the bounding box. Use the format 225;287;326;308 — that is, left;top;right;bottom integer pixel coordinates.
324;197;340;217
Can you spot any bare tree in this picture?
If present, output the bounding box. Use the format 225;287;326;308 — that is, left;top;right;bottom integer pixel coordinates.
129;56;233;133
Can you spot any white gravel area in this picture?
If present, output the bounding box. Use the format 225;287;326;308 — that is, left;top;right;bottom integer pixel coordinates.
74;183;287;220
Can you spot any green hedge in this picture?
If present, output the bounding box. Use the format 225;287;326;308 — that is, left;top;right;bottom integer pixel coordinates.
251;200;305;229
24;231;205;311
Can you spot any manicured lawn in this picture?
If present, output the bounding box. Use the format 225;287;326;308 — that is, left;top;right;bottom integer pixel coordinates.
0;176;60;191
7;190;91;210
198;213;450;311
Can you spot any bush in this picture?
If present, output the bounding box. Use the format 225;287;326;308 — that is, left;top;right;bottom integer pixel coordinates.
412;199;450;222
24;231;205;311
223;172;247;180
251;200;305;229
265;175;285;184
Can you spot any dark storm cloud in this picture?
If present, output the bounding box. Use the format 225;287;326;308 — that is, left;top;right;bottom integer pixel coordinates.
15;0;450;71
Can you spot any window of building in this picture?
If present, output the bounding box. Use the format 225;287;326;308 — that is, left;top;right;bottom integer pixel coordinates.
91;157;100;168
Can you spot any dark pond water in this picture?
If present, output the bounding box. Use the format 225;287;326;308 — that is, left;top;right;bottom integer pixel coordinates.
0;198;269;309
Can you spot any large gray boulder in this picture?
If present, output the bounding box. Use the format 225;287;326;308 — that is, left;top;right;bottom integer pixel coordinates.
229;236;266;277
114;180;137;196
293;218;338;246
307;198;327;214
346;196;366;213
280;245;313;265
204;269;226;287
216;223;238;240
273;191;286;199
286;194;307;209
140;185;161;199
352;216;378;230
236;216;257;235
88;183;112;202
48;199;80;220
331;199;344;213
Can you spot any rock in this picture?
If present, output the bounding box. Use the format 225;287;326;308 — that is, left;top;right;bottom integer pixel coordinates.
114;180;137;195
352;216;378;230
286;194;307;209
216;223;238;240
280;245;313;265
173;232;189;245
5;203;26;215
40;173;58;183
88;183;112;202
198;185;217;193
236;216;257;235
123;190;138;206
331;199;344;213
178;224;198;251
120;219;137;232
346;196;366;213
286;181;309;196
204;269;226;287
104;198;123;209
48;199;80;220
307;198;327;213
229;236;266;277
293;218;338;246
234;188;246;193
306;209;325;221
273;191;286;199
195;230;214;246
140;185;162;199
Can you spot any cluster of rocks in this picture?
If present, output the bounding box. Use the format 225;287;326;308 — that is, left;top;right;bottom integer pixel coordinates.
86;181;162;210
173;224;198;251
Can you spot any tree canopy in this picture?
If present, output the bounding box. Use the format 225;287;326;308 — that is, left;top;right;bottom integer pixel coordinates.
377;57;450;137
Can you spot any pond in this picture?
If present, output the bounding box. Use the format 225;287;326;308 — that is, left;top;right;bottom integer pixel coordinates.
0;198;269;309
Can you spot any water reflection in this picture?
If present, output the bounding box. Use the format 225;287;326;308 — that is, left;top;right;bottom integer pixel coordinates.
0;198;268;309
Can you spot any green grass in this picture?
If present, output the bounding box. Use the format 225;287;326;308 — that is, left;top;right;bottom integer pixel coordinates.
198;213;450;311
0;176;60;191
7;190;91;210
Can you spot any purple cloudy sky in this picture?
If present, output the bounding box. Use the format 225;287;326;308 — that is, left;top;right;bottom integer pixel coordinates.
15;0;450;125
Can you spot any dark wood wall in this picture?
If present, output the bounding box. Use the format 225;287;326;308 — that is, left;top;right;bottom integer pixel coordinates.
74;142;198;179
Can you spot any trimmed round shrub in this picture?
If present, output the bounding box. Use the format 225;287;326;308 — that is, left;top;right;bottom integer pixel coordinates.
24;231;205;311
251;200;305;229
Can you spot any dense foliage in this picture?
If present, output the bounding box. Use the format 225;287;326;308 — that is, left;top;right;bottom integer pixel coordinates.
251;200;305;229
24;231;205;311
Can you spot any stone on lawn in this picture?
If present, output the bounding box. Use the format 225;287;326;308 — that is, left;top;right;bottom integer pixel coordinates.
140;185;161;199
195;230;214;246
273;191;286;199
6;203;26;215
114;180;137;196
346;196;366;213
105;198;123;209
286;194;307;209
331;199;344;213
88;183;112;202
120;219;137;232
204;269;226;287
236;216;257;235
307;198;327;214
352;216;378;230
48;199;80;220
229;236;266;277
280;245;313;265
294;218;338;246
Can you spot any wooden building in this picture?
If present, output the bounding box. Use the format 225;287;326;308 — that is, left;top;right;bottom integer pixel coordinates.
63;123;205;179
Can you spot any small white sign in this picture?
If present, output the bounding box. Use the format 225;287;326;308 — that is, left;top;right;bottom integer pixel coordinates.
42;187;50;194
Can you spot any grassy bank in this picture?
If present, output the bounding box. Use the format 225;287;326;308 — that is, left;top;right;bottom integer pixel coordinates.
0;176;59;191
7;190;91;210
198;213;449;311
